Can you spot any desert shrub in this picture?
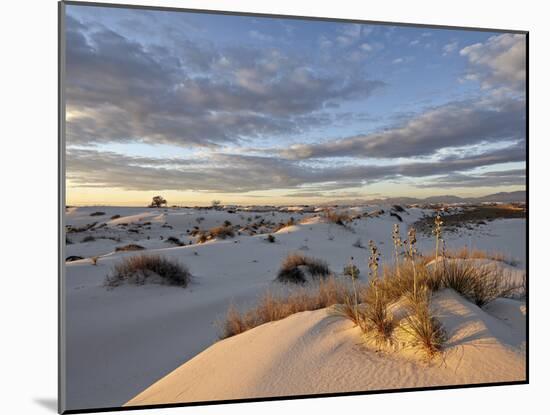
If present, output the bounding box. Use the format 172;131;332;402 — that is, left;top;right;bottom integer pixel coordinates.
392;205;406;212
106;254;191;287
343;264;360;279
82;235;96;243
91;256;99;266
166;236;184;246
266;234;276;243
390;212;403;222
208;225;235;240
276;253;330;284
223;220;232;227
399;289;446;358
90;211;105;216
66;255;84;262
110;214;121;220
324;209;351;225
66;222;97;233
115;244;145;252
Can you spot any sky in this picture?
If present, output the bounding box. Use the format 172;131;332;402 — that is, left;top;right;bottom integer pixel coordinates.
64;4;526;206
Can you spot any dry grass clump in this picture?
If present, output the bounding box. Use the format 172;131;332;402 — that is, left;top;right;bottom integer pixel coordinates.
197;225;235;243
220;277;351;338
359;283;396;346
276;253;331;284
115;244;145;252
324;209;351;225
399;289;446;358
106;254;191;287
433;260;517;307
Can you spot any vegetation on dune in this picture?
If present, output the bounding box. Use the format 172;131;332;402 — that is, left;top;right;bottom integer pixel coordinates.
276;253;331;284
106;254;191;287
221;212;523;360
115;243;145;252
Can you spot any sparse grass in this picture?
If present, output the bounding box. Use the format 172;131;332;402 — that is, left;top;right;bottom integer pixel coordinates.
276;253;331;284
115;243;145;252
106;254;191;287
220;277;351;338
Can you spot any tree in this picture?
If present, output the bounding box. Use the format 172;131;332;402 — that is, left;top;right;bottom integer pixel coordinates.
150;195;167;208
211;200;221;209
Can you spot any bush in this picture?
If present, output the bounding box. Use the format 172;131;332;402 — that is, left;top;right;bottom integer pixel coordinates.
166;236;184;246
208;225;235;240
115;244;145;252
82;235;96;243
90;211;105;216
110;214;121;220
106;255;191;287
324;209;351;225
266;234;276;243
276;253;331;284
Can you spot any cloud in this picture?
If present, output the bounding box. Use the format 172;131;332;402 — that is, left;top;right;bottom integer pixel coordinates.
279;95;525;159
67;143;525;193
460;33;526;92
392;58;404;64
414;168;526;188
443;41;458;56
65;15;384;147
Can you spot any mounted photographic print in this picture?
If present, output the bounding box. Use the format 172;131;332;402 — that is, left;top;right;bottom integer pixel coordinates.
59;1;528;413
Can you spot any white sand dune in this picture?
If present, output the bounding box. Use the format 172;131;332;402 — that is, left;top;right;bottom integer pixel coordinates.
63;206;526;409
126;289;525;406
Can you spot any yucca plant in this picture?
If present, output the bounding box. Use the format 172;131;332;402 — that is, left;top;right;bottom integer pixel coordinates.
400;288;446;359
361;280;395;346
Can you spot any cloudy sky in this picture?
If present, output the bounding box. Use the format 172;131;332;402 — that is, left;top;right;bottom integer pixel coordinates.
64;4;526;206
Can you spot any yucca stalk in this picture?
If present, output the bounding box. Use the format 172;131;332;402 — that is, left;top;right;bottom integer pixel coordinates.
407;228;418;299
392;223;402;278
368;240;380;280
348;256;360;325
433;211;444;275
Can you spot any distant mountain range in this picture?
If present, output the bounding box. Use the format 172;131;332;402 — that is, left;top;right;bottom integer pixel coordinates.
326;191;526;206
